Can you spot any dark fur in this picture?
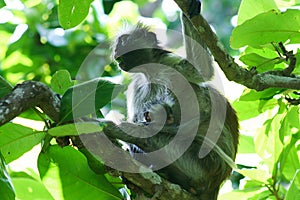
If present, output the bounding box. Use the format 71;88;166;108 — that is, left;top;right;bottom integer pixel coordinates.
113;21;239;199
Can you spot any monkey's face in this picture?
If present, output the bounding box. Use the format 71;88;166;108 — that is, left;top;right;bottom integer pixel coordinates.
114;24;160;72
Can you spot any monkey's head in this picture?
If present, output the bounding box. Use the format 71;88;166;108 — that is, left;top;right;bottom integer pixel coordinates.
113;23;161;72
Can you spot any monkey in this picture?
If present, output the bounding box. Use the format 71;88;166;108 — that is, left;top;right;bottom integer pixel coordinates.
112;14;239;200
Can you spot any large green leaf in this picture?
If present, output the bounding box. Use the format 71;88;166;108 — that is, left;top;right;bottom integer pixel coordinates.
0;123;45;163
231;9;300;48
12;177;54;200
58;0;94;29
59;78;124;123
0;152;15;200
38;145;122;200
237;0;278;25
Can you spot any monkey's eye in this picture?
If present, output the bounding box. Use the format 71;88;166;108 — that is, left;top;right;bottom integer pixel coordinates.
143;111;152;122
119;34;129;46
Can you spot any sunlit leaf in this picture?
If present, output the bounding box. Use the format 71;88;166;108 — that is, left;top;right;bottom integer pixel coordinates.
231;9;300;48
0;123;45;163
233;99;277;120
238;169;269;183
219;187;268;200
286;170;300;200
237;0;278;25
255;114;284;173
278;135;300;183
58;0;94;29
238;135;255;154
286;106;300;128
239;88;283;101
239;53;283;72
38;145;122;200
247;190;273;200
12;177;54;200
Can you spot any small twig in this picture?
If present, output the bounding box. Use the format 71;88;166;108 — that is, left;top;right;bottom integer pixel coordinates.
278;42;296;76
285;95;300;105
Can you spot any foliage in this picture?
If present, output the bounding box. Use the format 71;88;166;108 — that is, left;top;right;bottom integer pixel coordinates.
0;0;299;200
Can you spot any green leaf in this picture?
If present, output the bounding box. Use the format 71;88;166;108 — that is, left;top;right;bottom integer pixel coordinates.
48;122;104;137
247;190;273;200
0;0;6;9
0;123;46;163
58;0;94;29
219;188;268;200
38;145;122;200
239;88;283;101
79;148;105;175
286;170;300;200
233;100;261;120
237;0;278;25
51;70;74;95
231;9;300;49
59;78;124;123
238;134;255;154
233;99;277;120
254;114;284;173
286;106;300;128
278;136;300;183
0;152;15;200
12;177;54;200
239;53;282;72
238;169;269;183
0;76;13;98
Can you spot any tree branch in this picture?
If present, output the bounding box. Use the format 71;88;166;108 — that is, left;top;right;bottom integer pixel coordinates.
174;0;300;91
77;131;198;200
0;81;60;126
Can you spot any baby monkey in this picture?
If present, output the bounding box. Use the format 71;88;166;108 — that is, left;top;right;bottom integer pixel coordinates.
113;15;239;200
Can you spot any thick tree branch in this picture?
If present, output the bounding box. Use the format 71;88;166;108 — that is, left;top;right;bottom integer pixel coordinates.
174;0;300;91
0;81;60;126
